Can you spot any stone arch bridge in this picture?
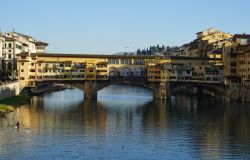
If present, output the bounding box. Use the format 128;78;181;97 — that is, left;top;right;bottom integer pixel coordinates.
34;79;230;100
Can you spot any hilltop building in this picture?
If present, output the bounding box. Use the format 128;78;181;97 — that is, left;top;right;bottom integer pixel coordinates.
180;28;232;58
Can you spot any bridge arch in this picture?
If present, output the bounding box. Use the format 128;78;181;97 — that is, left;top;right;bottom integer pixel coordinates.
132;66;144;78
109;67;119;78
119;67;132;78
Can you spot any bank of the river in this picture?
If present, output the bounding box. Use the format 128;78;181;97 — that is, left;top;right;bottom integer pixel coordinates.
0;95;30;116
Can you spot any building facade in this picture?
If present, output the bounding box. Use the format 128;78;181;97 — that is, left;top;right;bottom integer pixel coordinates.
0;34;4;79
2;32;48;80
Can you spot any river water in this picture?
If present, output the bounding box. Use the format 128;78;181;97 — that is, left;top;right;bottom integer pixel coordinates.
0;85;250;160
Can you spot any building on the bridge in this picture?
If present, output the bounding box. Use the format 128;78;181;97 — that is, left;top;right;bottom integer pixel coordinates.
236;43;250;101
221;34;250;86
17;53;153;88
147;62;162;82
2;32;48;80
96;62;108;80
147;56;224;83
236;44;250;86
147;58;170;82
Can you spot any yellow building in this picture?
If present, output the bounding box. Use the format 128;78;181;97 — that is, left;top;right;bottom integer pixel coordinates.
147;57;170;82
147;56;223;83
96;62;108;80
182;28;232;57
147;62;162;82
236;44;250;87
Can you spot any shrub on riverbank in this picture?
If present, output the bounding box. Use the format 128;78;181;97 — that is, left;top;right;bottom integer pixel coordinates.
0;104;14;115
0;95;30;116
0;95;30;106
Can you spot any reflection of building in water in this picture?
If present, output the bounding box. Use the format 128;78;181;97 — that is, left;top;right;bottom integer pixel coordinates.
0;111;18;155
19;96;45;129
141;101;169;132
171;96;250;158
82;100;109;135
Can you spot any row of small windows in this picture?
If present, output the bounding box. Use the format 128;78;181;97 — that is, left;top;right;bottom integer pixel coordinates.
239;68;250;73
108;59;145;65
238;61;250;65
148;76;161;79
147;76;220;81
44;69;86;73
4;43;23;50
5;43;12;48
148;71;161;74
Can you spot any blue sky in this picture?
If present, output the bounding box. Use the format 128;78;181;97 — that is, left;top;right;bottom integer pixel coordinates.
1;0;250;54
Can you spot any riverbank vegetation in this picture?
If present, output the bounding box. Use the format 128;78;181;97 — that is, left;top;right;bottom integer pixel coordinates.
0;105;14;116
0;95;30;116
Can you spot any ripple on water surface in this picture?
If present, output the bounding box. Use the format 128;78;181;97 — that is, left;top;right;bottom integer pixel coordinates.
0;85;250;159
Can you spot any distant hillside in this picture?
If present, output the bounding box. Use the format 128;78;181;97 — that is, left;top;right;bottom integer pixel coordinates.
114;52;136;55
136;45;179;56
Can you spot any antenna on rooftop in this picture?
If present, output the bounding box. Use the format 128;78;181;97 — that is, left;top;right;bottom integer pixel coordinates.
12;28;15;33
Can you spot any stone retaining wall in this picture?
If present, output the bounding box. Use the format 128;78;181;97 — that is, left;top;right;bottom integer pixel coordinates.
0;82;20;101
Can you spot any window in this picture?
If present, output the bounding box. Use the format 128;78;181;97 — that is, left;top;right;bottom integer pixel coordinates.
8;54;11;59
21;62;24;65
16;44;22;50
231;48;234;53
8;43;12;48
108;59;119;64
231;62;236;67
31;63;34;66
21;69;24;72
79;70;85;72
8;50;11;53
20;77;25;80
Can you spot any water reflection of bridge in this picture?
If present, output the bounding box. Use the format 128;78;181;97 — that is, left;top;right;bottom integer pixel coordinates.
1;90;250;159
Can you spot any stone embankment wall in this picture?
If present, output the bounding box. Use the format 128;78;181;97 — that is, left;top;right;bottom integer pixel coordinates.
0;82;20;101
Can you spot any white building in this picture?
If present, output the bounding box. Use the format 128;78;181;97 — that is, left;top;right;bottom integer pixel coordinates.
2;31;48;79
